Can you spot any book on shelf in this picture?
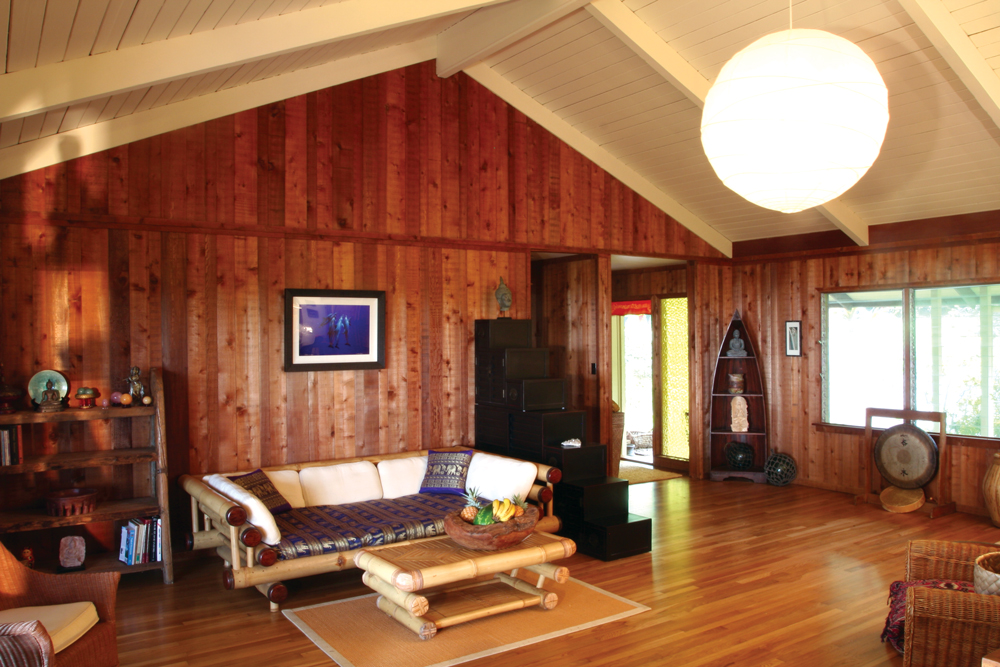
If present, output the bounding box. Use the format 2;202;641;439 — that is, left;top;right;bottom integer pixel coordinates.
0;425;20;466
119;517;162;566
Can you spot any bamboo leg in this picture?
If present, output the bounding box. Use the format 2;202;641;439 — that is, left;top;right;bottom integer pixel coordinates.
191;497;199;532
362;572;429;616
495;572;559;610
375;596;437;640
230;525;240;570
431;598;543;628
524;562;569;584
355;552;412;590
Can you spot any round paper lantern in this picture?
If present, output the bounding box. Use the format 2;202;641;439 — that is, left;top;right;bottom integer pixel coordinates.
701;29;889;213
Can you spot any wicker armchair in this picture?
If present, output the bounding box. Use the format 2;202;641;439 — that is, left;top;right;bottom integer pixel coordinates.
903;540;1000;667
0;542;120;667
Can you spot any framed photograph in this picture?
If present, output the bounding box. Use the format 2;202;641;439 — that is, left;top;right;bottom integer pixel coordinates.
284;289;386;372
785;320;802;357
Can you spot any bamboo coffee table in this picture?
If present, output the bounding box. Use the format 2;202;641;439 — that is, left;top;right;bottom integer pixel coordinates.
354;531;577;640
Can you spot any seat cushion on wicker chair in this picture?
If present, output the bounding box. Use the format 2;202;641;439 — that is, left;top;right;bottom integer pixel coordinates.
0;601;99;653
881;579;976;653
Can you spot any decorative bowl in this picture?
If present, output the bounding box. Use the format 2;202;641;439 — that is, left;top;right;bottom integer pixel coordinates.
443;505;539;551
46;488;97;517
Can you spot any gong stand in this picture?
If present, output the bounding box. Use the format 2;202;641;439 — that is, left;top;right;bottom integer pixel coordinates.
855;408;955;519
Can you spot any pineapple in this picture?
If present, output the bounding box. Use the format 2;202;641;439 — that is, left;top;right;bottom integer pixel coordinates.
511;494;529;517
460;487;482;522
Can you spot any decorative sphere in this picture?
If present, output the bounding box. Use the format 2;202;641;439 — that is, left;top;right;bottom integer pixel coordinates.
725;441;754;470
119;393;133;406
142;396;152;405
765;452;798;486
110;391;122;405
701;29;888;213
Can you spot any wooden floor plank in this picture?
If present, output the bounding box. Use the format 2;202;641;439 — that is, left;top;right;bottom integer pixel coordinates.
116;478;999;666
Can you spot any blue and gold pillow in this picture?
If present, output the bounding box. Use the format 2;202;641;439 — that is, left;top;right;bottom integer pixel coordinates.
228;469;292;514
419;449;473;495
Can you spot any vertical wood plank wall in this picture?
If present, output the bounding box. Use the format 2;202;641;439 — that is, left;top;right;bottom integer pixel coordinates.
689;242;1000;514
0;62;719;527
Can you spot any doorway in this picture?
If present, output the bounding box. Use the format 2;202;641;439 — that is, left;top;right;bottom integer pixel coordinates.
612;297;689;470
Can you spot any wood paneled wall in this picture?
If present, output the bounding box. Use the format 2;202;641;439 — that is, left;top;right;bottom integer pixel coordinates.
0;62;716;530
689;240;1000;514
611;264;687;301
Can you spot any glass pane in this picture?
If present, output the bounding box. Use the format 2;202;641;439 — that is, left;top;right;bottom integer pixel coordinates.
914;284;1000;437
824;290;904;427
661;298;689;460
622;313;653;439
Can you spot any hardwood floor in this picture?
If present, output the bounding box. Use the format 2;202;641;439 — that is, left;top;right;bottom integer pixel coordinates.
117;478;1000;666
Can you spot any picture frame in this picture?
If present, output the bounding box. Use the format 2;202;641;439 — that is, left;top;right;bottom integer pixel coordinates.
785;320;802;357
284;289;386;372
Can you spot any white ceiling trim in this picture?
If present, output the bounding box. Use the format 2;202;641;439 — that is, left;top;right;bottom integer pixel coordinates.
0;38;437;183
463;61;733;257
587;0;870;246
0;0;509;125
898;0;1000;135
436;0;591;78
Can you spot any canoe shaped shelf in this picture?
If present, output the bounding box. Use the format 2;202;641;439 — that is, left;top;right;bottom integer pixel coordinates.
709;310;768;483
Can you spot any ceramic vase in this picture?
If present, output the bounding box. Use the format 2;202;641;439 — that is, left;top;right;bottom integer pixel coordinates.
983;453;1000;528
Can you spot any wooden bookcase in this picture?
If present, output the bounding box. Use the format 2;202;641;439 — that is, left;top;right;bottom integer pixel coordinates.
0;368;173;583
709;311;768;483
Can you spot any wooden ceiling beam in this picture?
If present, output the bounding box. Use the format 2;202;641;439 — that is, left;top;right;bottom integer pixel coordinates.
464;62;733;257
436;0;590;78
588;0;869;247
0;38;436;181
898;0;1000;134
0;0;508;125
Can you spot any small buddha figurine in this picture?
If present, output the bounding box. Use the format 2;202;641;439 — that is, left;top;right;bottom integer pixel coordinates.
37;379;64;413
731;396;749;432
494;277;512;318
726;330;748;357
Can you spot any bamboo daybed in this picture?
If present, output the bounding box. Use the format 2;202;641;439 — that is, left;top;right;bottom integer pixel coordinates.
179;447;562;611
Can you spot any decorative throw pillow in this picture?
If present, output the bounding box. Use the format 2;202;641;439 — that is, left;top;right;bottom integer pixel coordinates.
880;578;975;654
419;449;473;495
228;469;292;514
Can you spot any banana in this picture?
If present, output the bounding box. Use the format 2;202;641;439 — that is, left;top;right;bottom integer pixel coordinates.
492;499;500;518
498;499;516;522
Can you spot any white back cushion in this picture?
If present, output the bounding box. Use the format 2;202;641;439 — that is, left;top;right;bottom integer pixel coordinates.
205;474;281;545
0;602;98;653
263;469;305;509
299;461;383;506
377;457;429;499
465;452;537;501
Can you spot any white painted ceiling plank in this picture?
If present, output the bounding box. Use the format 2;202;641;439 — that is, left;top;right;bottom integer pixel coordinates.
0;37;435;180
436;0;589;78
237;0;276;24
151;78;186;107
191;0;235;33
0;118;22;147
145;0;191;42
260;0;295;20
114;86;151;117
0;0;507;125
168;0;212;37
132;82;170;113
489;11;593;77
6;0;46;71
119;0;167;49
91;0;139;54
464;61;732;256
215;0;255;29
586;0;708;108
37;0;80;66
64;0;112;60
17;113;44;142
58;101;90;131
0;0;10;74
77;97;110;126
96;91;130;121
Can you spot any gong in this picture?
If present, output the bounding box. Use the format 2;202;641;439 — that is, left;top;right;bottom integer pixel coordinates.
873;423;938;489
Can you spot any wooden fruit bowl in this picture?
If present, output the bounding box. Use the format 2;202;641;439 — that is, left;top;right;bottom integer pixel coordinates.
443;505;539;551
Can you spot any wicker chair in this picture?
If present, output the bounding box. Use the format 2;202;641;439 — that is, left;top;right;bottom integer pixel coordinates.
903;540;1000;667
0;542;120;667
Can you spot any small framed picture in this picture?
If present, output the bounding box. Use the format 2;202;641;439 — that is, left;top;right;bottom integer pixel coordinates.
785;320;802;357
284;289;386;372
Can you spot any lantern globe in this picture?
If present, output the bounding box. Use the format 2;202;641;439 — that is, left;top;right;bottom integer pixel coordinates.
700;29;889;213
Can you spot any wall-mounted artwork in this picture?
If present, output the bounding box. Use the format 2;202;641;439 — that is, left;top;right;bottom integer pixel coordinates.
284;289;386;371
785;320;801;357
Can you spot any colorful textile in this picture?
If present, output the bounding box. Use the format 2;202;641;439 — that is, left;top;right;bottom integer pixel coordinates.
419;449;473;495
612;300;651;316
274;492;468;560
228;469;292;513
881;578;975;654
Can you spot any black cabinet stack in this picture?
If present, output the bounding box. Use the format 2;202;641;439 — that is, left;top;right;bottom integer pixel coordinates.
473;319;651;561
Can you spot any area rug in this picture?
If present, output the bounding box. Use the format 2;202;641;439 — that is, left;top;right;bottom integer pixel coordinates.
283;576;648;667
617;461;683;484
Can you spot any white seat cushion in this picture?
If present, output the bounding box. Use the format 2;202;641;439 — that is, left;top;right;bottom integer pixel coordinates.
263;469;306;509
205;474;281;544
0;602;98;653
377;457;429;499
465;453;537;502
299;461;383;506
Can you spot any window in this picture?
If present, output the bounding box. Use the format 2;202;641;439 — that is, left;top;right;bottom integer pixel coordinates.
823;284;1000;438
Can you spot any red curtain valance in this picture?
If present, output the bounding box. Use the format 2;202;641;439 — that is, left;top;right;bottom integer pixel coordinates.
612;300;651;316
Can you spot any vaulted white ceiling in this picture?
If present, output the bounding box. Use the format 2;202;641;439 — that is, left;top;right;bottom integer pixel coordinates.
2;0;999;257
